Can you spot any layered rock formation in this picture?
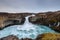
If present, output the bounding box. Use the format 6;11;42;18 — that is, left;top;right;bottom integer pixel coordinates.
29;11;60;32
0;11;60;32
0;11;60;40
0;12;33;30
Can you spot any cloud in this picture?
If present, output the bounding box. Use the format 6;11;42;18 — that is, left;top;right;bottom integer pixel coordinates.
0;0;60;13
0;4;35;13
0;0;39;13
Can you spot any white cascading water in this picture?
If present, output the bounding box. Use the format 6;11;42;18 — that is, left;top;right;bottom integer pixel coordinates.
0;15;56;39
17;15;36;31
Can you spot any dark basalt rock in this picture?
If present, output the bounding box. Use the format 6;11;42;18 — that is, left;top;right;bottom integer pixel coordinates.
0;35;19;40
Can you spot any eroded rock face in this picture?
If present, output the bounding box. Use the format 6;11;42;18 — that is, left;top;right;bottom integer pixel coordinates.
29;16;48;25
29;16;39;23
0;11;60;32
29;12;60;25
51;26;60;33
29;11;60;32
0;13;33;30
36;33;60;40
0;16;25;30
0;35;19;40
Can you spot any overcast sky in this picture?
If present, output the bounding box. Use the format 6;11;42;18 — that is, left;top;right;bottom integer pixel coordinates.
0;0;60;13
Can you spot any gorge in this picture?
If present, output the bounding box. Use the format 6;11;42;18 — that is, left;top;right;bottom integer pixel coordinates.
0;11;60;40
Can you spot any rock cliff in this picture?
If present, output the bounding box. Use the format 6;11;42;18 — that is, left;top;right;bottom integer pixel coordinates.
0;11;60;32
29;11;60;32
0;12;33;30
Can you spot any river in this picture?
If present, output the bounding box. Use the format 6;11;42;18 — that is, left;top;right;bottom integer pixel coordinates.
0;15;56;39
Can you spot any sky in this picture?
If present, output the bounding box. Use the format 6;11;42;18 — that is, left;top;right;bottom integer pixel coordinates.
0;0;60;13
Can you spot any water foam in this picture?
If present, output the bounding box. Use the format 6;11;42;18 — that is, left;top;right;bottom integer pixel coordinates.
0;15;56;39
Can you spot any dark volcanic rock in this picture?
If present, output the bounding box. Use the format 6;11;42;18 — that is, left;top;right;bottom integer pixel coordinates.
0;35;19;40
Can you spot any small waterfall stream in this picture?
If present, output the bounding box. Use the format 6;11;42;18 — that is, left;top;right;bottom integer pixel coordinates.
0;15;56;39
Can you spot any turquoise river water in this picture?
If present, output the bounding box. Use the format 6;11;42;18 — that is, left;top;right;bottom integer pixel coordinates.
0;15;56;39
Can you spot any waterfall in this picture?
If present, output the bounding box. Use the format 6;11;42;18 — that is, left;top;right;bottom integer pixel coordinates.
17;15;35;31
0;15;56;39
